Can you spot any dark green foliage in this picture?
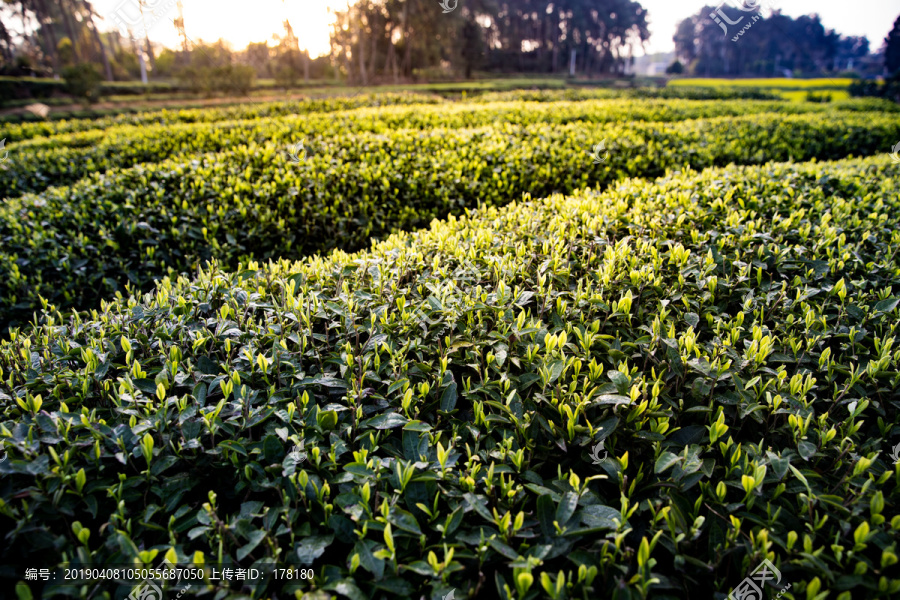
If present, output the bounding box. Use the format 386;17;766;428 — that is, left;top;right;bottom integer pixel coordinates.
60;64;103;105
1;157;898;599
1;98;838;195
0;76;175;109
1;92;442;143
1;109;899;330
885;15;900;75
665;61;684;75
175;65;257;96
805;91;832;103
849;73;900;104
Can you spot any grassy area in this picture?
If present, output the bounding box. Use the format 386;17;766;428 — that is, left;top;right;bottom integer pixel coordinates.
670;77;854;89
778;90;851;102
667;78;856;102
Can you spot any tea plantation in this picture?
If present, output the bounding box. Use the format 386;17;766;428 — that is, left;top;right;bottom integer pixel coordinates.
1;92;899;600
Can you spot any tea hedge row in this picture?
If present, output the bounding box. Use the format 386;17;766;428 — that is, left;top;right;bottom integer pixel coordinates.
0;86;790;143
0;92;443;144
2;112;899;330
472;86;785;102
0;100;859;197
1;156;898;599
474;88;900;112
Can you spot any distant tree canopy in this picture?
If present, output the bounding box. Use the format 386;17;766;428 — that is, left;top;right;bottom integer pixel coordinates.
1;0;115;79
673;5;873;77
329;0;650;83
886;14;900;75
0;0;649;83
0;0;890;86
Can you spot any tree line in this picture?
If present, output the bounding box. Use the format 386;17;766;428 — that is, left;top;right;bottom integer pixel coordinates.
329;0;650;83
0;0;895;85
672;4;883;78
1;0;651;82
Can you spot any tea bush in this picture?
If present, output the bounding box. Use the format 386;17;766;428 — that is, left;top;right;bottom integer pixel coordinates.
0;92;443;144
1;156;898;599
472;86;785;102
0;99;849;196
2;112;899;329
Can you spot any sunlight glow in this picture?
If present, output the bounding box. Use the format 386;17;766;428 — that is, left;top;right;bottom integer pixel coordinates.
94;0;345;57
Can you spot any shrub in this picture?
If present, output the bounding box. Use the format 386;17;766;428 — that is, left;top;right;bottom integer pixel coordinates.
61;63;104;105
1;109;898;330
2;92;443;143
849;73;900;104
665;60;684;74
226;65;256;96
805;90;833;103
175;64;258;96
1;156;898;598
0;101;886;197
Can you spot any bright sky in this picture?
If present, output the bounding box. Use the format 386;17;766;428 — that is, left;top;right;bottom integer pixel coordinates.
88;0;900;58
92;0;344;57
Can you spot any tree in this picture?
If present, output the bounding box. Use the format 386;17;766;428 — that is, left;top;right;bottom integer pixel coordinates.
327;0;649;82
56;0;80;62
673;15;697;65
31;0;61;73
672;5;866;77
460;18;484;79
886;14;900;75
0;16;13;63
82;0;113;81
273;18;301;86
